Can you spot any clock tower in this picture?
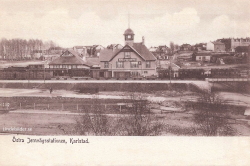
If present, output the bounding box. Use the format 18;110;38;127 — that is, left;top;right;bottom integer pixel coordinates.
124;28;134;46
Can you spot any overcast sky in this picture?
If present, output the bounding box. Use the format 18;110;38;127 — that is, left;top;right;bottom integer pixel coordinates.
0;0;249;48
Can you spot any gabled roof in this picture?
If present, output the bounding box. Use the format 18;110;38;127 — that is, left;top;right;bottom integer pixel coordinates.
85;57;100;66
99;49;120;62
99;43;156;62
49;49;89;66
158;62;180;70
132;43;156;61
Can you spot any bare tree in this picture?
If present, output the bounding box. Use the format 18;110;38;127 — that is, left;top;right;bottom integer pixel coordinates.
193;92;236;136
114;93;163;136
0;38;58;60
74;97;110;136
170;41;175;54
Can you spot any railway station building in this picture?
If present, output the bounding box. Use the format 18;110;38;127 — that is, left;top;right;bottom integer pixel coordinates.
99;28;157;79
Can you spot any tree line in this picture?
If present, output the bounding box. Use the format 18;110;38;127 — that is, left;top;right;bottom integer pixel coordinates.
0;38;60;60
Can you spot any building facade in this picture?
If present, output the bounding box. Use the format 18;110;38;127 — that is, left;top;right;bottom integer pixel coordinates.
49;49;90;77
206;41;226;52
217;38;250;52
195;53;211;62
231;38;250;51
99;28;157;78
180;44;192;51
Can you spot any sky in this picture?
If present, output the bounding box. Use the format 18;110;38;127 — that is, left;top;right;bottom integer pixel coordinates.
0;0;250;48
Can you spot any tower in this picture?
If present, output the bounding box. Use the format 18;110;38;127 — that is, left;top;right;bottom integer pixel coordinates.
123;12;134;46
124;28;134;46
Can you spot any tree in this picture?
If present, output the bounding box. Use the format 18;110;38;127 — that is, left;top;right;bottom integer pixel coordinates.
174;44;179;51
170;41;175;54
114;93;163;136
192;92;235;136
0;38;59;60
74;97;110;136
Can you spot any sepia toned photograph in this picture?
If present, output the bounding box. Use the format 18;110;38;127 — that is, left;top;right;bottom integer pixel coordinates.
0;0;250;165
0;0;250;166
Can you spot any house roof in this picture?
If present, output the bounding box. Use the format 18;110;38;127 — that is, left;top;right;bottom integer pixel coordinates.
181;44;191;47
158;62;180;70
49;49;89;65
212;41;225;45
99;49;120;62
85;57;100;66
132;43;156;61
99;43;156;62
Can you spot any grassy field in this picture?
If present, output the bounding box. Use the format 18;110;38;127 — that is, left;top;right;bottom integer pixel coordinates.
1;111;250;136
0;87;249;136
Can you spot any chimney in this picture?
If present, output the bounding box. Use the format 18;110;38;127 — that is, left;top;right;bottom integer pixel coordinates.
142;36;145;45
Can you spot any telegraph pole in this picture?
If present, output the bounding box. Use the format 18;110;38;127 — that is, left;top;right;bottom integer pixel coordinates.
43;64;45;84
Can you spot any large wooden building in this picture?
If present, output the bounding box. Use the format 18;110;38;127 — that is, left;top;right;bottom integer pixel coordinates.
48;49;90;77
99;28;157;78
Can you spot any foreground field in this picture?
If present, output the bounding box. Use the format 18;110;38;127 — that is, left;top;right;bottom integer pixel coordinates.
0;87;249;136
1;111;250;136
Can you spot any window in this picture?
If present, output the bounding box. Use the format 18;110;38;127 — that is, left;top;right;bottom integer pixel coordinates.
146;61;151;68
62;65;67;68
144;71;148;74
127;35;131;39
131;71;139;76
72;65;77;69
124;52;131;58
116;62;124;68
104;62;109;68
131;62;139;68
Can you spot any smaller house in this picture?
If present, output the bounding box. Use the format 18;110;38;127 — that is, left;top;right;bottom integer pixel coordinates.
193;43;206;51
180;44;192;51
194;52;212;62
206;41;226;52
49;49;89;69
49;49;90;77
149;45;171;60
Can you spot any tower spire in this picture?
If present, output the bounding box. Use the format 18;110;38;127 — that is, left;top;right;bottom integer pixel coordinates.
128;12;130;28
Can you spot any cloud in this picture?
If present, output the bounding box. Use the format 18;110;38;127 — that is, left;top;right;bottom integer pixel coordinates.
206;14;250;39
128;8;201;46
170;8;200;30
0;1;249;48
